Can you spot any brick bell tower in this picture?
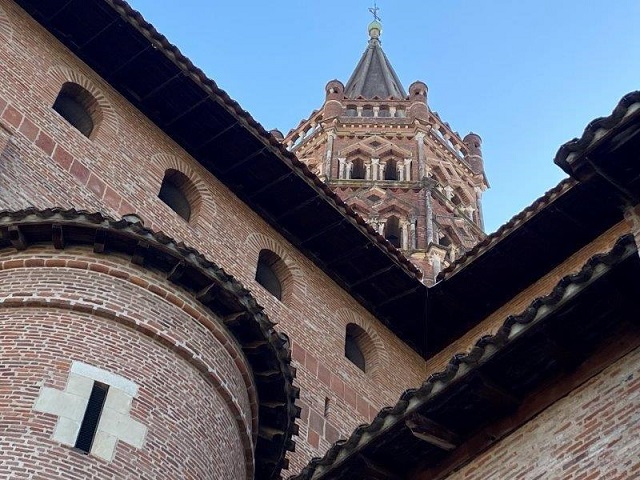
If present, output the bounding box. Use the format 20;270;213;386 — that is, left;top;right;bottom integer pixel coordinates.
283;15;489;284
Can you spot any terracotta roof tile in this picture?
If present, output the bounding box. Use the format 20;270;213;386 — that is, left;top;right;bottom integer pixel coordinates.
290;233;636;479
555;91;640;173
437;177;576;281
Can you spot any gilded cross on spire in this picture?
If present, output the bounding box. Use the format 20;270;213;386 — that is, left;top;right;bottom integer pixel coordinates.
368;1;381;22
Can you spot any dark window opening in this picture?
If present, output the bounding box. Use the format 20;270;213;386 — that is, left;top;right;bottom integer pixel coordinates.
344;323;367;372
159;170;192;221
351;158;365;179
384;216;402;248
362;106;374;117
345;105;357;116
255;250;283;300
52;82;96;138
345;331;366;372
75;382;109;454
385;159;398;180
378;106;390;117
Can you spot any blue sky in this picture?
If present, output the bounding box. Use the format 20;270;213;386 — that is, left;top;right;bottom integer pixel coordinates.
127;1;640;233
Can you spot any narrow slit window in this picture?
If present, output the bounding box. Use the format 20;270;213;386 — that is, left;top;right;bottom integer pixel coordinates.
74;382;109;454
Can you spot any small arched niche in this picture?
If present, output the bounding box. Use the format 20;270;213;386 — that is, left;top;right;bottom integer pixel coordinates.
52;82;101;138
158;169;199;222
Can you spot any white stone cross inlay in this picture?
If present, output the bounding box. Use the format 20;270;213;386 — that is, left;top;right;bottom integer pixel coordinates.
33;361;147;462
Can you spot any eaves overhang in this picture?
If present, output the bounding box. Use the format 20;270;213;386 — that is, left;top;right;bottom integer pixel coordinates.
292;234;640;479
555;91;640;201
0;207;300;480
426;92;640;356
12;0;429;355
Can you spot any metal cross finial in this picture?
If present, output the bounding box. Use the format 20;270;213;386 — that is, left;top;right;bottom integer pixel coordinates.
369;1;381;22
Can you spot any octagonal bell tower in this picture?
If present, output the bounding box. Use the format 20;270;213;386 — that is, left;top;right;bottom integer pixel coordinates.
284;16;489;283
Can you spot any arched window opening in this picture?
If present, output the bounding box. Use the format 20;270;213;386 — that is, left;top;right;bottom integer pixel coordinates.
52;82;99;138
384;215;401;248
345;105;357;116
351;158;365;180
362;105;374;117
378;106;390;117
158;169;195;221
395;108;406;118
345;324;367;372
384;158;398;180
255;249;284;300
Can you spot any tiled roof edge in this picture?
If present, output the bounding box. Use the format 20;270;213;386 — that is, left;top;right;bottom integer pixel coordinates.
437;177;575;281
0;207;300;479
106;0;422;279
555;91;640;174
290;233;636;479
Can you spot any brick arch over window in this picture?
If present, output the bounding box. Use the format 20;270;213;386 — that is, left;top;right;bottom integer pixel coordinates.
151;153;216;220
335;309;388;379
47;66;119;140
245;233;306;304
0;6;13;43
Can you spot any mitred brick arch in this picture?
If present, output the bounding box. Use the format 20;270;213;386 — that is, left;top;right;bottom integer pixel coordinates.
151;153;216;221
245;233;307;304
341;142;375;157
0;5;13;43
47;65;119;141
334;308;388;379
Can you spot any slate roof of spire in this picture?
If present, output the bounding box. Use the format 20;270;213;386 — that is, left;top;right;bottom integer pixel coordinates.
344;23;407;100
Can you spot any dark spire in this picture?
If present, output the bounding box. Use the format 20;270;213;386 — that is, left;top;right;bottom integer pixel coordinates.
344;18;407;100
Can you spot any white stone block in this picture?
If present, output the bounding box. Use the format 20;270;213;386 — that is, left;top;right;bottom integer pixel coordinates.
66;373;94;397
91;431;117;462
71;361;138;396
103;387;132;414
116;417;147;449
52;416;81;446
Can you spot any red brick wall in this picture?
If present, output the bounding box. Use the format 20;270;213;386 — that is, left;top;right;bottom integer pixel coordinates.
292;118;486;282
0;247;254;479
0;0;427;473
445;346;640;480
